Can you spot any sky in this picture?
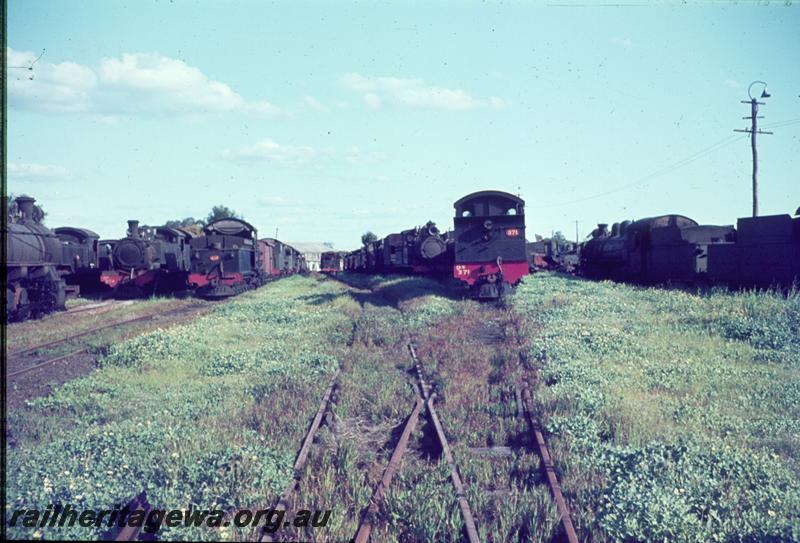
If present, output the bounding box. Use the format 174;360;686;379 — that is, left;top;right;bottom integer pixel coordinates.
6;0;800;249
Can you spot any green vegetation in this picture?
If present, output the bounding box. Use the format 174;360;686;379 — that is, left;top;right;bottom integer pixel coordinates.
10;271;798;541
7;276;351;541
513;274;800;541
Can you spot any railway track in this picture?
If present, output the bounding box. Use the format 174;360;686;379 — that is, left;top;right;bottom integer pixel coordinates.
406;340;481;543
64;299;131;315
254;372;340;543
402;306;579;543
250;303;363;543
251;277;577;542
6;303;210;379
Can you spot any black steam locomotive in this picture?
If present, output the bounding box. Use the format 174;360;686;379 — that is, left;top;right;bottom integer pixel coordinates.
580;210;800;287
53;226;102;292
344;220;452;275
100;220;193;295
581;215;735;283
5;196;69;321
188;218;268;298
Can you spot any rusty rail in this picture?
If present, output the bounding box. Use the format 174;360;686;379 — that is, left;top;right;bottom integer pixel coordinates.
408;341;481;543
7;348;90;379
520;382;579;543
255;371;340;543
65;300;130;315
352;396;425;543
8;308;201;359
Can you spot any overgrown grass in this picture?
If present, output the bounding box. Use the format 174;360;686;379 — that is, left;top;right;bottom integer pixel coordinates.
6;276;352;541
513;273;800;541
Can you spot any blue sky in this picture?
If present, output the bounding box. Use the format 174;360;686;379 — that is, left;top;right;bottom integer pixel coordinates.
7;0;799;249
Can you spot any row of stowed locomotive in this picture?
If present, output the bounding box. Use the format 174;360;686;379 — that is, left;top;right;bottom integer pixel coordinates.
6;196;308;320
327;204;800;289
6;192;800;321
7;190;531;320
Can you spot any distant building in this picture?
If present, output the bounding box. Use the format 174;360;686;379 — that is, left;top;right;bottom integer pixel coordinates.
286;242;334;272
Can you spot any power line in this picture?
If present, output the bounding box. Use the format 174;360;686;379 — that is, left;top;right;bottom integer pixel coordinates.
528;113;800;211
762;117;800;129
529;133;746;208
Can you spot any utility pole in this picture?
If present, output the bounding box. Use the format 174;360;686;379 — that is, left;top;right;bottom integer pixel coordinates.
574;220;579;245
734;81;773;217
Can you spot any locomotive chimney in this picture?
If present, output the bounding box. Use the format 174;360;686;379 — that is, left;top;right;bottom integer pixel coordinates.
128;220;140;239
597;223;608;235
16;196;35;221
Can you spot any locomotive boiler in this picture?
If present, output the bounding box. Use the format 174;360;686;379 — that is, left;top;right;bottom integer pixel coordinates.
100;220;193;294
5;196;68;321
580;215;735;283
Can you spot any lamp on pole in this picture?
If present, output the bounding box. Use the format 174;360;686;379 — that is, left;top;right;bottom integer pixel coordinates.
734;81;773;217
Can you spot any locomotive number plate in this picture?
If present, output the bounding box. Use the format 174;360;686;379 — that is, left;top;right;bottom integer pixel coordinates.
455;265;471;277
505;228;520;237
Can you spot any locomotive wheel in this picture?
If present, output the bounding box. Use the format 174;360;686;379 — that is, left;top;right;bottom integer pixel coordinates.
8;287;30;322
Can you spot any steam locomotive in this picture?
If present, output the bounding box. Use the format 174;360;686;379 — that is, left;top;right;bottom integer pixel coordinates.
343;190;528;299
579;210;799;287
99;220;193;296
452;191;528;299
5;196;69;321
187;218;267;298
344;220;452;274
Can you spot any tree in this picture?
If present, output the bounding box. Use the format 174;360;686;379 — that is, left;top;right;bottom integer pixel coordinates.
361;231;377;246
206;205;242;224
165;217;205;236
6;193;46;223
551;231;568;250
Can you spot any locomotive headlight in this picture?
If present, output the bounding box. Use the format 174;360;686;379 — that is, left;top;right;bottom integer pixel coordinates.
210;255;220;261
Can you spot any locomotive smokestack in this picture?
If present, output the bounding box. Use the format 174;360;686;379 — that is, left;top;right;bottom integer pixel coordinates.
597;223;608;235
16;196;35;221
128;220;140;239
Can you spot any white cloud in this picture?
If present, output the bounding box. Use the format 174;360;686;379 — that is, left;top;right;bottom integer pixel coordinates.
725;79;742;89
7;47;281;117
364;93;382;109
341;73;505;111
8;162;71;181
7;48;97;113
223;139;316;163
304;96;328;112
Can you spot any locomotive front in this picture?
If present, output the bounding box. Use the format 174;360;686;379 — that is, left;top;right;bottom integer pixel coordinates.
452;190;528;299
189;218;264;297
101;220;192;293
